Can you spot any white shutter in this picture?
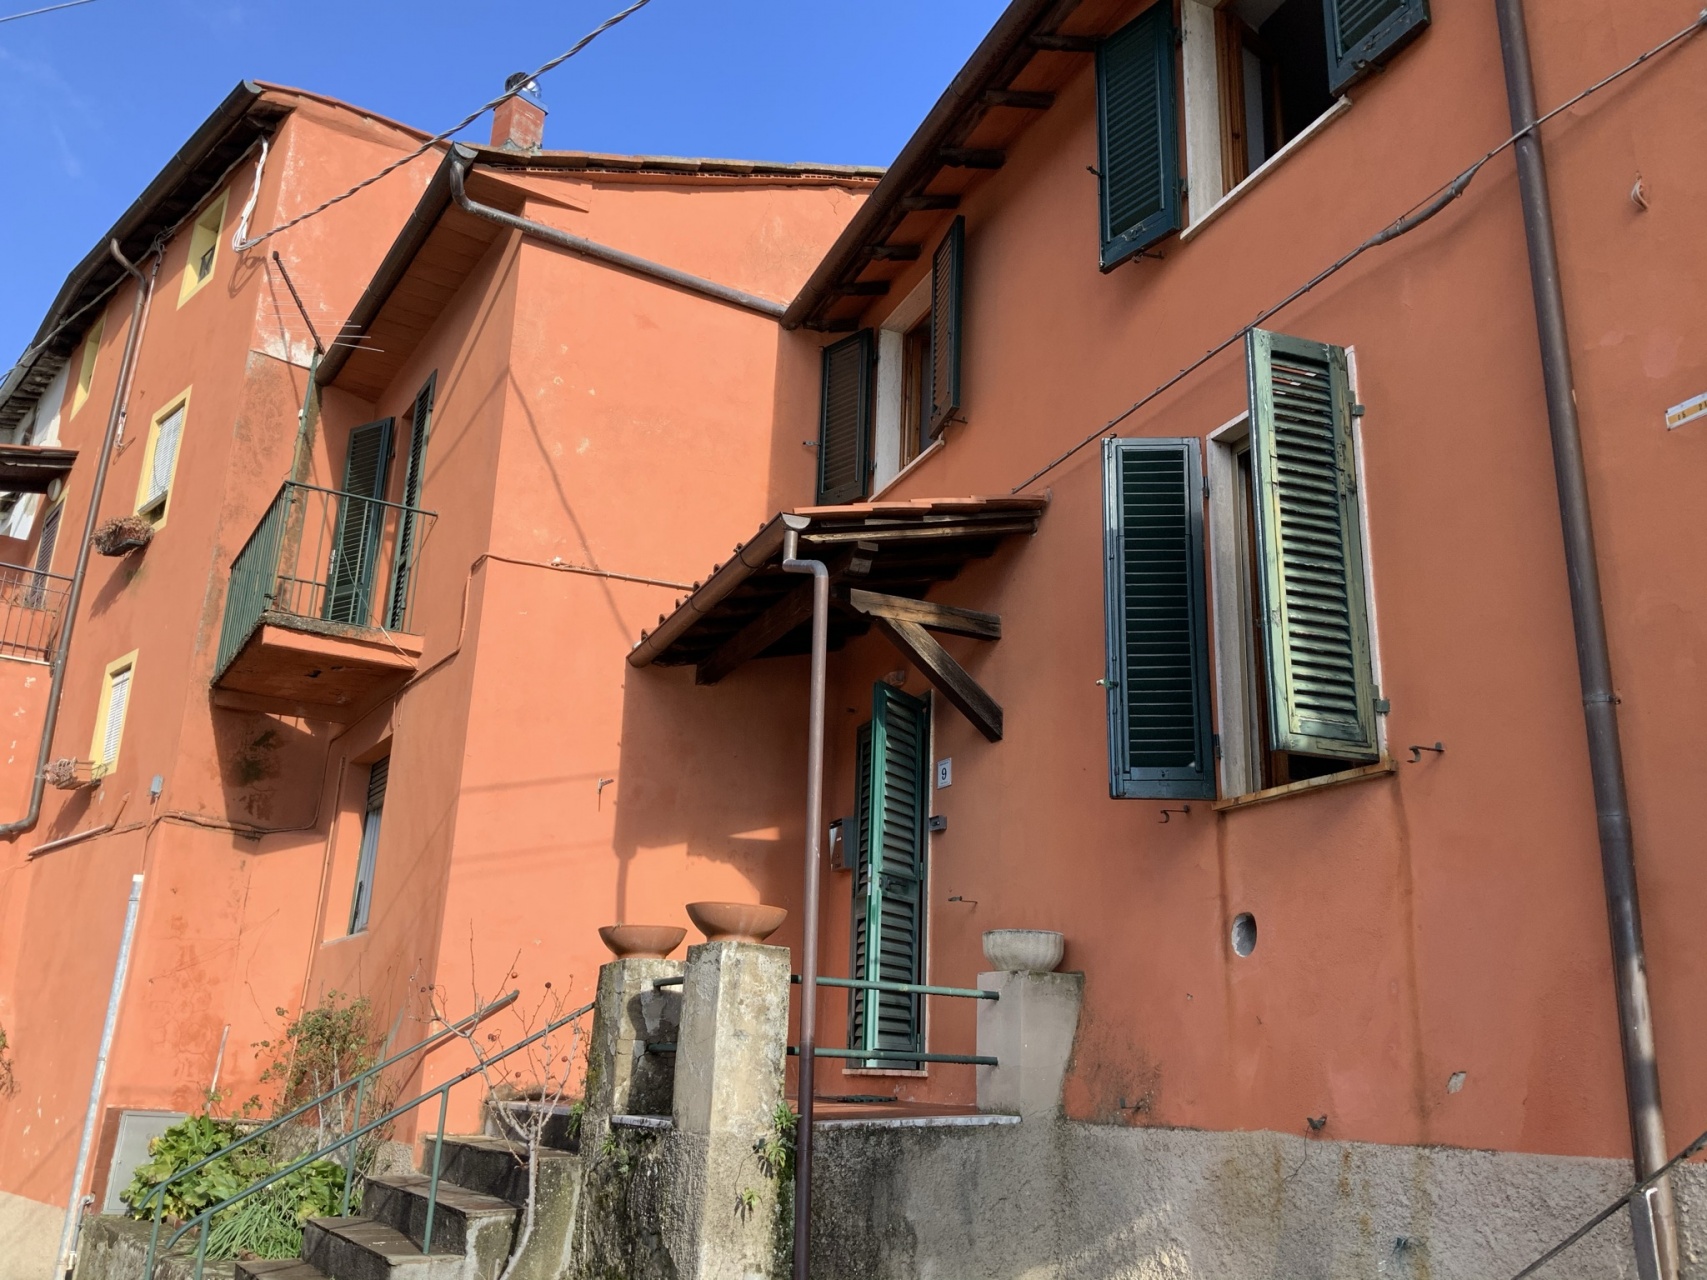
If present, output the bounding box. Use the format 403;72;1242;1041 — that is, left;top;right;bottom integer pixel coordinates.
102;668;131;764
146;406;185;507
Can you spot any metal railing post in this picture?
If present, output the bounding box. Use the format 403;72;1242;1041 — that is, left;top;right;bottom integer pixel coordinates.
341;1075;367;1217
423;1088;449;1255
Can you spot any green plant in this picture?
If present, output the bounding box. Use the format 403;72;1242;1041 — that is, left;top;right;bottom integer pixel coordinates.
255;990;380;1120
0;1021;15;1098
736;1186;760;1217
755;1103;797;1182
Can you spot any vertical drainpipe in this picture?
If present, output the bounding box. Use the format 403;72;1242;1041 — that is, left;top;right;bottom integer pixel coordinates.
780;514;828;1280
1492;3;1677;1276
0;242;155;841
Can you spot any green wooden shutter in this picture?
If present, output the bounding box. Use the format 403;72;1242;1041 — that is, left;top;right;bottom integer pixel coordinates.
387;373;435;630
323;418;393;625
1096;3;1180;271
928;217;964;437
847;721;874;1053
1103;438;1214;799
851;684;929;1066
817;331;872;504
1324;0;1430;95
1246;329;1378;759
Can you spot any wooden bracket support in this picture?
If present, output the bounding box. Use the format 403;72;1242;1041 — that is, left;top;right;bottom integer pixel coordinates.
868;616;1003;742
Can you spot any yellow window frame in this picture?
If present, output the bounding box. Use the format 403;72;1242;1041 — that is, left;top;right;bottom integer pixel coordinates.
178;189;230;307
90;650;138;777
71;316;105;418
135;388;191;527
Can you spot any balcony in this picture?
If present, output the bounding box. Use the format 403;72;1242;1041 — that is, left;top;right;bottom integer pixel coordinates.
0;560;70;663
213;481;436;722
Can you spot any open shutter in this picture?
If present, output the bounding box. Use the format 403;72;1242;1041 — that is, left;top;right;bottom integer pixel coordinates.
1096;3;1180;270
928;218;964;436
1103;438;1214;799
324;418;393;625
1246;329;1378;759
1324;0;1430;95
350;756;388;933
847;721;874;1053
817;332;872;504
387;375;435;630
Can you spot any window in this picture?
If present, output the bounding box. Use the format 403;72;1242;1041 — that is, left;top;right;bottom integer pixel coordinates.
136;393;189;524
91;653;137;777
816;331;874;504
348;756;388;934
72;317;104;417
27;498;63;608
387;374;435;630
178;189;229;307
324;418;394;625
1103;329;1379;800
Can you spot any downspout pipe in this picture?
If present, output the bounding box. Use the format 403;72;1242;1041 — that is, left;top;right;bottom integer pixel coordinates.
447;162;787;320
1493;4;1678;1276
780;515;828;1280
0;242;153;841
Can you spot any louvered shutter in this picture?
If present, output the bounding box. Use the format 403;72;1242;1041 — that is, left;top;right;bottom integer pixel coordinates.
1103;438;1214;799
143;404;186;511
323;418;393;625
29;503;61;606
350;756;388;933
817;332;872;504
1246;329;1378;759
102;668;131;764
1324;0;1430;95
847;721;874;1053
387;375;435;630
928;218;964;437
1096;3;1181;270
853;684;928;1066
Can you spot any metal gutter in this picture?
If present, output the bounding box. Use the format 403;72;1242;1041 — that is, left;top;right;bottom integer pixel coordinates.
627;515;790;667
448;156;788;319
782;0;1077;330
1493;2;1678;1276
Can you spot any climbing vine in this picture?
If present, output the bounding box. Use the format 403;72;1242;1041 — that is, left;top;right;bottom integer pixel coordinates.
0;1020;15;1097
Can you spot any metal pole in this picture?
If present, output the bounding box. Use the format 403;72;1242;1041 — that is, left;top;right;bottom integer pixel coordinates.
54;872;144;1278
1492;4;1677;1277
781;516;828;1280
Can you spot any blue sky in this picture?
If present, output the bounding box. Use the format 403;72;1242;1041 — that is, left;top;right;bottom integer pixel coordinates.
0;0;1008;362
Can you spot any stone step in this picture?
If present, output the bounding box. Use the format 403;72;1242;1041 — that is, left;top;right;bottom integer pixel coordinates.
363;1174;517;1275
300;1217;460;1280
429;1136;575;1205
234;1261;330;1280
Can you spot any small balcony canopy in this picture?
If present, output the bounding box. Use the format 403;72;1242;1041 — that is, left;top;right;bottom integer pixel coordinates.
0;445;78;494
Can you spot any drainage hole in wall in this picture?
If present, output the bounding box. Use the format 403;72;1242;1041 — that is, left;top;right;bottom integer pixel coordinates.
1231;913;1258;957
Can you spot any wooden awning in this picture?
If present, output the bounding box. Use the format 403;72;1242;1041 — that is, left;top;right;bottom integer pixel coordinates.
628;496;1046;740
0;445;77;494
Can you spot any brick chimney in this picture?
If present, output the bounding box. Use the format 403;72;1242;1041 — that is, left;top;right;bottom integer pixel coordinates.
490;73;547;153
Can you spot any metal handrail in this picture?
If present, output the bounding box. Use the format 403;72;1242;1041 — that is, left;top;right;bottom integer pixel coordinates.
138;990;521;1278
0;559;73;584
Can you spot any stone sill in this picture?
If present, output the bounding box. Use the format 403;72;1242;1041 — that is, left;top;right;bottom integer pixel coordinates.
813;1114;1019;1131
1179;96;1354;244
1212;757;1397;813
611;1114;672;1130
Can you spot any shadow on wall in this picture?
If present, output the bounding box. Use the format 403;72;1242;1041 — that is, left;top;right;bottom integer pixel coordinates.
208;708;332;828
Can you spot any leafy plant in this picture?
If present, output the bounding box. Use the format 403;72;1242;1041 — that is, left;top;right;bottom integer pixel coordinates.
755;1103;797;1182
255;991;381;1124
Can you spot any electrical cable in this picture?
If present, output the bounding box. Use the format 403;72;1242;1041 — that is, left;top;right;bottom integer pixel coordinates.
0;0;99;25
1008;7;1707;496
232;0;655;253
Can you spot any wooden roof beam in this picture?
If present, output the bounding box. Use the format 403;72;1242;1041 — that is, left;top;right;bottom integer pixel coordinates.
846;589;1000;640
864;244;923;261
981;89;1056;109
870;615;1003;742
939;148;1006;169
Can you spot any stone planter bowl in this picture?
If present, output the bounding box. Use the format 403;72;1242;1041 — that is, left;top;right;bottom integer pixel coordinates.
598;924;686;960
982;929;1065;973
686;901;788;944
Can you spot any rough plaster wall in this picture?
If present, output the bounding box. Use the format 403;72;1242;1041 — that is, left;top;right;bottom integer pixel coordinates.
809;1119;1707;1280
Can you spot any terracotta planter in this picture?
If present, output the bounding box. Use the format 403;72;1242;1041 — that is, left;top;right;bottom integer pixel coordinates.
982;929;1064;973
686;901;788;944
598;924;686;960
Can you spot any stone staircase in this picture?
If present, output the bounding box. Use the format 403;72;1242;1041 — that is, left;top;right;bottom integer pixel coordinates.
235;1134;581;1280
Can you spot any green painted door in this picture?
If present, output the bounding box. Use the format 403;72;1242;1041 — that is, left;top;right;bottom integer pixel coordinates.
323;418;392;625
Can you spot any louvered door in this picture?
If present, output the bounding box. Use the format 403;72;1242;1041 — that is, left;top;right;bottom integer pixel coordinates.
324;418;393;625
817;332;872;504
1246;329;1378;759
849;684;929;1066
387;376;434;630
1096;2;1180;269
1325;0;1431;95
1103;438;1214;798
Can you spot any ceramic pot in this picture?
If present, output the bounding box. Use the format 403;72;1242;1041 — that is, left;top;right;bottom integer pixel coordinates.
598;924;686;960
686;901;788;944
982;929;1064;973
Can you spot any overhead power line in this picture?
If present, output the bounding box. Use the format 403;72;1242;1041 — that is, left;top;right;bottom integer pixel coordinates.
1009;7;1707;495
232;0;655;252
0;0;100;25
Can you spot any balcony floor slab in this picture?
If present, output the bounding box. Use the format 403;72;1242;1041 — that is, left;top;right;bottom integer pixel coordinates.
212;613;422;722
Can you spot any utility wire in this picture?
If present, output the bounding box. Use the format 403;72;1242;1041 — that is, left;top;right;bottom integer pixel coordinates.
233;0;654;252
0;0;99;25
1010;8;1707;495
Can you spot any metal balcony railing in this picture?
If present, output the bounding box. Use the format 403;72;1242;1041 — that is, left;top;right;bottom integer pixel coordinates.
0;559;71;662
215;481;437;679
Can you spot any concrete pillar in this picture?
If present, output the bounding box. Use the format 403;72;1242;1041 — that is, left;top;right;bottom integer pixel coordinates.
975;969;1084;1119
665;941;792;1280
582;956;683;1151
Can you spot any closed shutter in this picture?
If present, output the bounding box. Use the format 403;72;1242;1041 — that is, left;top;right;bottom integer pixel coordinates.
1246;329;1378;759
928;218;964;437
851;684;928;1066
1103;438;1214;799
102;668;131;764
323;418;393;625
387;375;435;630
817;332;873;504
1324;0;1430;95
847;722;874;1052
29;503;62;606
143;404;186;511
1096;3;1181;270
350;756;388;933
